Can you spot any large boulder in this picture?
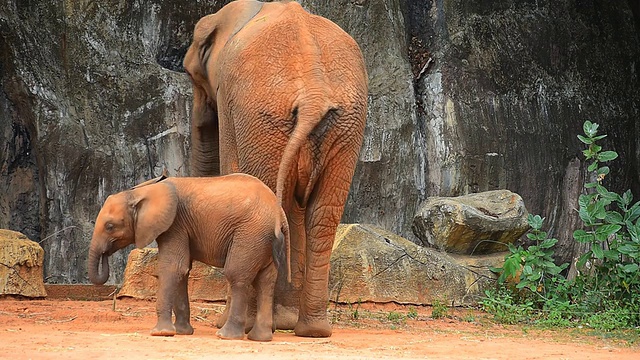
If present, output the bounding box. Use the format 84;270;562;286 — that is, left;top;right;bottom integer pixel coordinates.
118;248;226;301
118;225;503;306
412;190;530;255
0;229;47;297
329;224;502;306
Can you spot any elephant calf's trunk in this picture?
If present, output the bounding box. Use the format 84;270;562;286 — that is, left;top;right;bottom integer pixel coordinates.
88;253;110;285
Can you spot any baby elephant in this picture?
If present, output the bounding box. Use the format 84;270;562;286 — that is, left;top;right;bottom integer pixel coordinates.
87;173;290;342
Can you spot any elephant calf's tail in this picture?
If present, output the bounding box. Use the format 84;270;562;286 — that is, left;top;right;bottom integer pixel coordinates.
274;206;291;283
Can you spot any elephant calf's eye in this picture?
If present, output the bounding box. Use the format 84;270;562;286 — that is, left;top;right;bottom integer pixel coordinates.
105;223;114;232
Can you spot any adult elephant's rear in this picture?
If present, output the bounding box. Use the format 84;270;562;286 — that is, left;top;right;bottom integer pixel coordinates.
183;1;367;338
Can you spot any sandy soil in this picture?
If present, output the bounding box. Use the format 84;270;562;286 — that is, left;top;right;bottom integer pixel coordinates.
1;288;639;360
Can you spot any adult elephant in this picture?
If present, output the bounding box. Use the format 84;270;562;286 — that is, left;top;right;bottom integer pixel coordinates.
183;0;367;337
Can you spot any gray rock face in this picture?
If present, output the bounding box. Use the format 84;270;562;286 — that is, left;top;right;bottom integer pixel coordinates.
0;1;638;283
0;229;47;297
412;190;530;254
0;1;217;283
329;224;502;306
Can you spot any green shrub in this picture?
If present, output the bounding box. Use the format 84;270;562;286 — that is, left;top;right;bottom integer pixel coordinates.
407;306;419;319
483;120;640;331
573;123;640;306
492;214;569;297
431;299;449;319
480;288;533;324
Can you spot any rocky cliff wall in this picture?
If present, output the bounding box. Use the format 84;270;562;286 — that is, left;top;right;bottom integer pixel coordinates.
0;0;638;283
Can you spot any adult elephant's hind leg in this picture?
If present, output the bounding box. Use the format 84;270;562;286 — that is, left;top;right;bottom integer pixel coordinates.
247;262;277;341
294;144;361;338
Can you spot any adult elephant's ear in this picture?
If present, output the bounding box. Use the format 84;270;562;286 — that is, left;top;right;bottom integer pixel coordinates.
183;1;264;88
129;182;178;248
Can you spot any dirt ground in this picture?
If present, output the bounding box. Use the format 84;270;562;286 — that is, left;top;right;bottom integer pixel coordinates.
1;286;639;360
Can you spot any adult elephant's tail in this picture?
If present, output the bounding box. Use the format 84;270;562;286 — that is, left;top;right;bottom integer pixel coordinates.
275;99;333;208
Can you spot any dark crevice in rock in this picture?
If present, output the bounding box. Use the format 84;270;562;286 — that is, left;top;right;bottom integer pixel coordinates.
155;45;189;73
0;32;42;246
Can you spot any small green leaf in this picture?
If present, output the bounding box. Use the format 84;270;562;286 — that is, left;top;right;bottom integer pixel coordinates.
595;224;621;239
573;229;594;243
597;151;618;162
621;263;639;273
625;202;640;223
622;190;633;206
591;144;602;154
528;214;543;229
603;249;619;260
584;181;598;189
583;121;598;137
592;245;604;259
576;252;592;269
585;201;607;221
617;244;639;255
629;223;640;243
577;134;592;144
578;194;594;207
540;238;558;249
502;257;521;278
604;211;623;225
587;161;598;172
597;166;610;176
596;184;608;195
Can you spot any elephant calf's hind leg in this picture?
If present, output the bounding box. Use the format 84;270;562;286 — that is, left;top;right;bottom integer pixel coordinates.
216;281;250;340
247;263;277;342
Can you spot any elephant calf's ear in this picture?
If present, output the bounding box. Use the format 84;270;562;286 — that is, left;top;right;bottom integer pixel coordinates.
130;182;178;248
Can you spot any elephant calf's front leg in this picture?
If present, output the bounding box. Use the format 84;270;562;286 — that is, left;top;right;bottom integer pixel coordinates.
152;265;190;336
172;273;194;335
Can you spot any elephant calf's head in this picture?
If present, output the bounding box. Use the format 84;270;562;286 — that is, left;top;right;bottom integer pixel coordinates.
88;181;178;285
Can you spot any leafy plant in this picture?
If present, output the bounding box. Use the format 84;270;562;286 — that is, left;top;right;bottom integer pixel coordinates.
348;298;363;320
492;214;568;298
572;120;640;307
431;299;449;319
462;312;476;323
387;311;405;323
407;306;419;319
480;288;533;324
482;120;640;331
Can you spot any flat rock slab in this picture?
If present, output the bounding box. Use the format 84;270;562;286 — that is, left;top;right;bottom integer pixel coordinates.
0;229;47;297
329;224;503;306
412;190;530;254
117;248;227;301
118;225;504;306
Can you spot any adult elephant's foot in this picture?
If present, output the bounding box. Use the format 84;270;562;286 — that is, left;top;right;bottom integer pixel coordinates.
247;325;273;342
174;321;194;335
294;317;332;338
150;322;176;336
216;324;245;340
274;303;298;330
